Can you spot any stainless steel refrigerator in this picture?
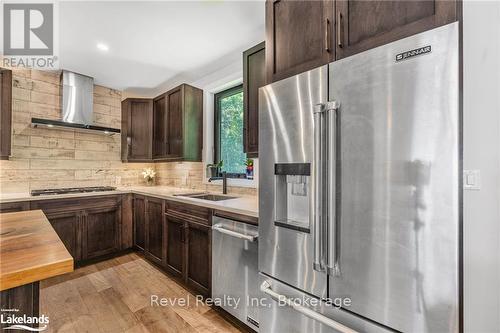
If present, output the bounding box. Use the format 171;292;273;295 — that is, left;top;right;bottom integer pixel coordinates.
258;22;460;333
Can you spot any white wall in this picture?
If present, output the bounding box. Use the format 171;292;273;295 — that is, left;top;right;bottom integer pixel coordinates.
463;1;500;332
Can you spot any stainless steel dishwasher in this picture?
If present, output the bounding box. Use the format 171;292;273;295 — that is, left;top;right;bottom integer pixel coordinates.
212;215;259;331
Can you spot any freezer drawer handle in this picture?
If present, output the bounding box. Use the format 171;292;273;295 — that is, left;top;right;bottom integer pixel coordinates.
212;224;257;242
260;281;358;333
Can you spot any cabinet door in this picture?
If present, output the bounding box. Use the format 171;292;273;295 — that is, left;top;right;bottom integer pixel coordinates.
121;194;133;250
165;213;186;279
0;69;12;160
153;95;167;159
266;0;334;82
243;42;266;158
335;0;458;59
125;99;152;161
186;221;211;297
145;197;164;265
133;196;146;250
182;85;203;162
83;205;121;260
166;87;183;158
45;210;81;262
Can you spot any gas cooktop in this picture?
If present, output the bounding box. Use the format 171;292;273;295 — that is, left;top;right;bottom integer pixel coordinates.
30;186;116;196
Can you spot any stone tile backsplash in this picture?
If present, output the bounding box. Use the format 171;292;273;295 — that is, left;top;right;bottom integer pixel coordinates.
0;68;153;193
0;68;257;197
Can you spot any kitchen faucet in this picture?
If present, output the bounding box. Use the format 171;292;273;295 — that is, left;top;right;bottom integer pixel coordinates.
208;171;228;194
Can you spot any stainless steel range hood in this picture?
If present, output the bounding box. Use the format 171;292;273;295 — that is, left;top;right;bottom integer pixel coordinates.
31;71;120;135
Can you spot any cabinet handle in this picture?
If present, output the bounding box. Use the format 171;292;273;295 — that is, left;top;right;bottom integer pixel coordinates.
180;225;185;243
324;18;330;52
337;12;343;48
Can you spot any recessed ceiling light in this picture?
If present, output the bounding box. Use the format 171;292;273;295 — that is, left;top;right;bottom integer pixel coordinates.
97;43;109;52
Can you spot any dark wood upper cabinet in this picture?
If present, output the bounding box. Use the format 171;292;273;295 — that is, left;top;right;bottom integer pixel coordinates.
243;42;266;158
335;0;459;59
135;84;203;162
266;0;335;83
160;84;203;161
152;96;167;159
0;68;12;160
265;0;459;82
121;98;153;162
133;195;146;250
83;205;121;260
145;197;164;266
166;87;183;159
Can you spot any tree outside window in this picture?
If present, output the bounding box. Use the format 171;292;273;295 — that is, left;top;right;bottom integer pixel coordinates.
214;85;246;176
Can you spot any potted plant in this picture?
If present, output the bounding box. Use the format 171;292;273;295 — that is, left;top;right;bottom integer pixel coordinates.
141;167;156;186
206;160;223;178
245;158;254;179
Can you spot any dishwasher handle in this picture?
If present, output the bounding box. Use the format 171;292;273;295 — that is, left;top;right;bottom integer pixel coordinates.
212;224;258;242
260;281;358;333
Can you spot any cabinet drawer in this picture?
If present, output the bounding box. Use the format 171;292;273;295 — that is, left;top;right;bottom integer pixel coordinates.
31;195;121;214
165;200;211;225
0;201;30;213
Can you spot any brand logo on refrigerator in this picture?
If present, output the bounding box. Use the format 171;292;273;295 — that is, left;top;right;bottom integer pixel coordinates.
395;45;431;62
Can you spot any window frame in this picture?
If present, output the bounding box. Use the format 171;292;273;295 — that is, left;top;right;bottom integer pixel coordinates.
214;84;247;178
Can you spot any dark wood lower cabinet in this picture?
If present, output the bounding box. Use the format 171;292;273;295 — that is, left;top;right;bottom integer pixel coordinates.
145;197;164;265
133;196;146;250
82;205;121;260
133;197;214;298
186;221;211;296
165;213;186;279
0;282;40;333
44;210;82;262
30;195;127;265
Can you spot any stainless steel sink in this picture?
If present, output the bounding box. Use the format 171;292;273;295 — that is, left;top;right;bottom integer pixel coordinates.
174;192;237;201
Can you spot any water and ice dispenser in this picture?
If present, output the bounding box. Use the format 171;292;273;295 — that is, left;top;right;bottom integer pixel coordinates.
274;163;311;233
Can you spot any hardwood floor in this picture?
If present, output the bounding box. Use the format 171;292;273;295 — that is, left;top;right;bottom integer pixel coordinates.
40;253;241;333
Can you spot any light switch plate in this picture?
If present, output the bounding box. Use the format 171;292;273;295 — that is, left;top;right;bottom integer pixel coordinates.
463;170;481;190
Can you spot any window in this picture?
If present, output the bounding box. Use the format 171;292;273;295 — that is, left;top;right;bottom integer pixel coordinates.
214;85;246;177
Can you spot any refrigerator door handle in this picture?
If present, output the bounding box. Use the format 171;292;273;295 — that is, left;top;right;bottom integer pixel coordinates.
313;104;326;272
325;101;341;276
260;280;358;333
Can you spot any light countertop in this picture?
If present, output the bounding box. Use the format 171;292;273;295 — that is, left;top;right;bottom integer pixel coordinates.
0;210;74;291
0;186;259;218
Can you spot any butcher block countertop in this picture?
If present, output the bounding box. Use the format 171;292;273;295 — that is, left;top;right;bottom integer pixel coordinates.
0;210;74;291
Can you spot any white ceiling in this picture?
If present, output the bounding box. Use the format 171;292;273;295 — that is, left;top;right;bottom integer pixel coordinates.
59;1;265;96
